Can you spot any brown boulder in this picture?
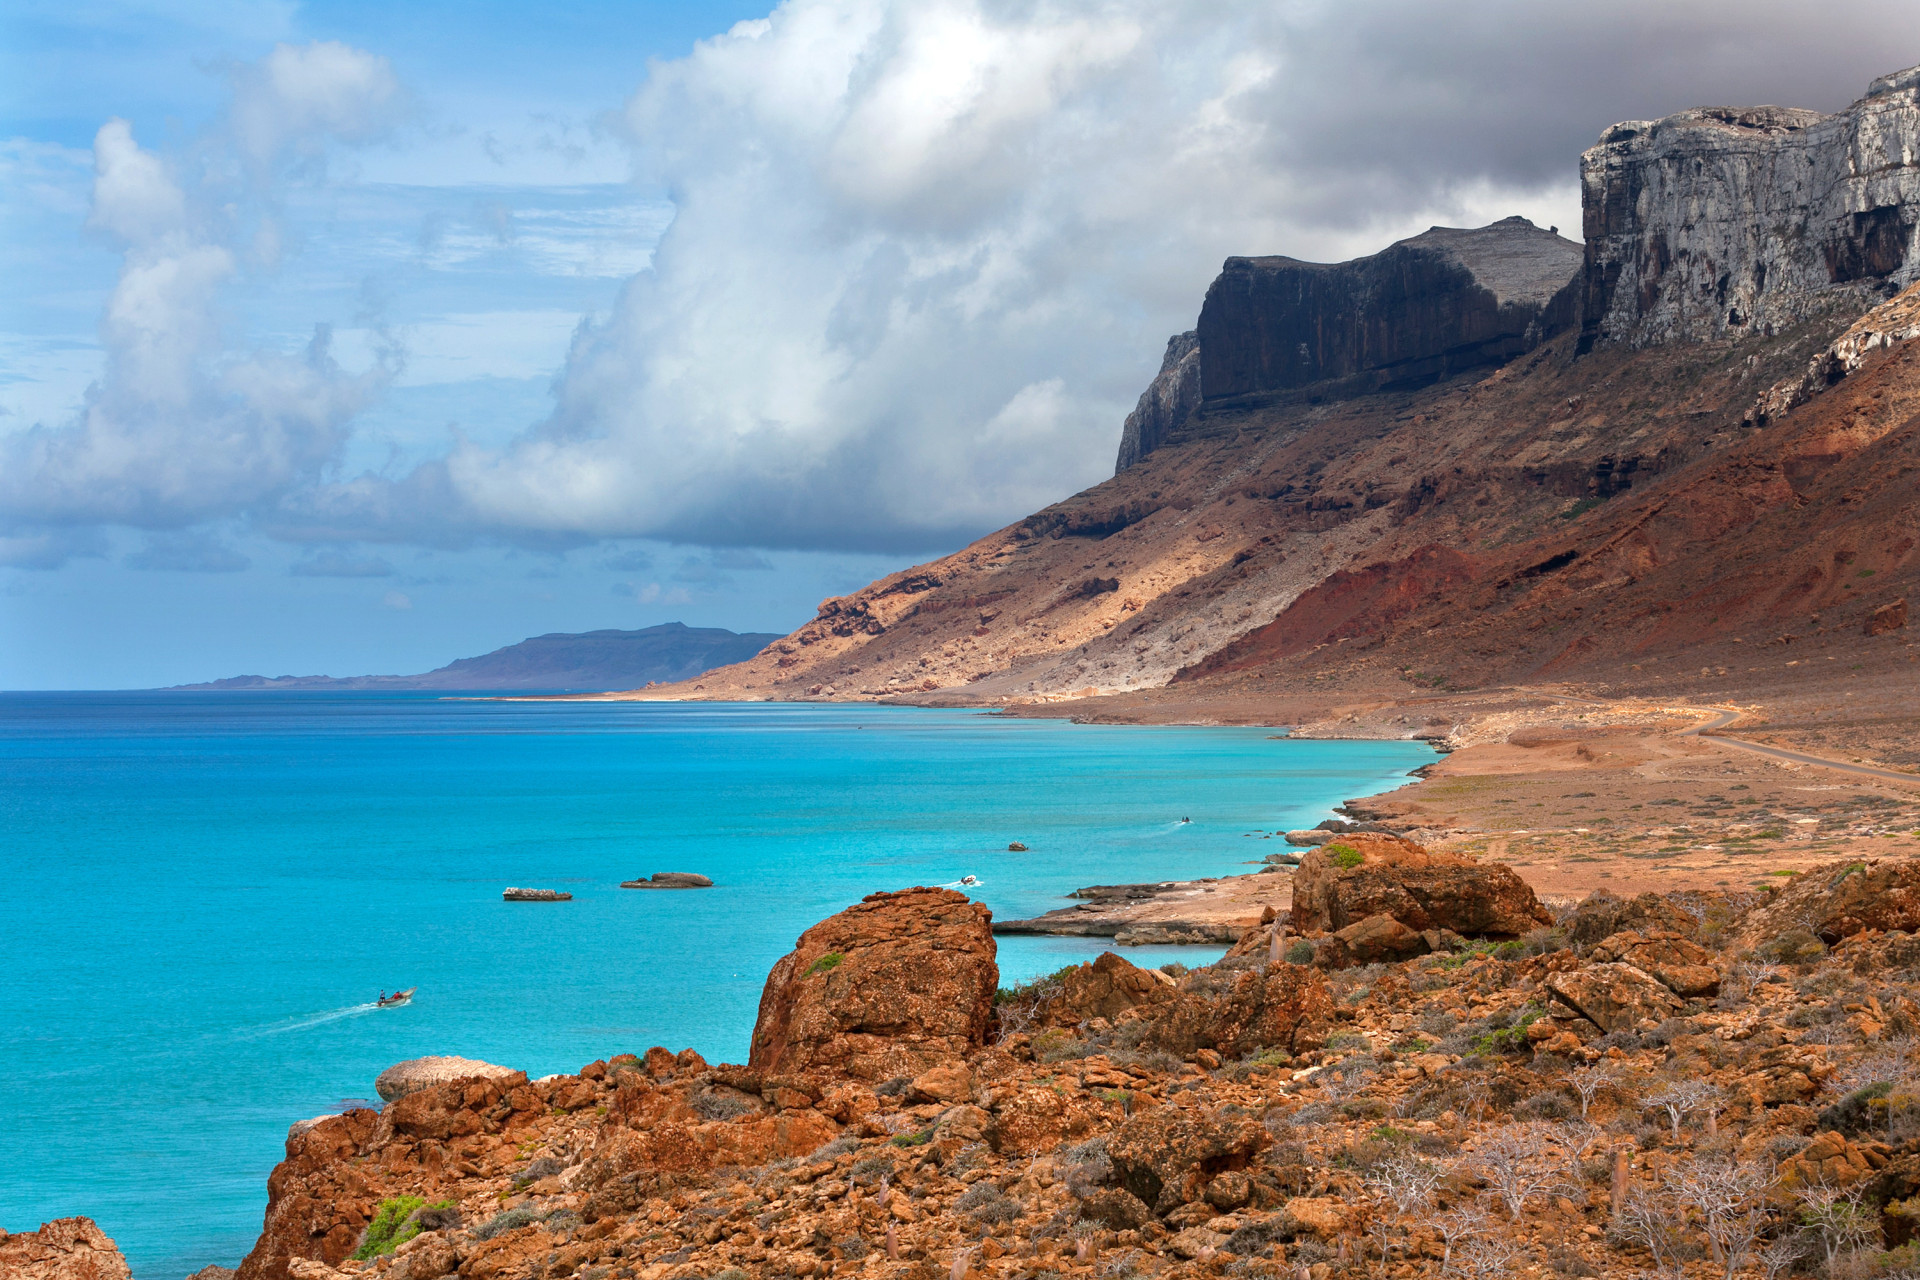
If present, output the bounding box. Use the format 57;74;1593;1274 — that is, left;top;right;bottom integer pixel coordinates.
1313;912;1430;969
1588;930;1722;997
1107;1105;1271;1212
1544;962;1685;1032
373;1056;518;1102
1736;859;1920;948
1289;833;1551;938
1866;599;1908;636
1077;1188;1153;1230
1780;1131;1881;1189
749;886;998;1080
1143;965;1335;1058
988;1083;1104;1155
1048;951;1177;1023
0;1220;133;1280
1564;889;1698;946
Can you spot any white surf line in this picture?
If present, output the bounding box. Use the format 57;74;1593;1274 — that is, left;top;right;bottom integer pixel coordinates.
240;1003;382;1039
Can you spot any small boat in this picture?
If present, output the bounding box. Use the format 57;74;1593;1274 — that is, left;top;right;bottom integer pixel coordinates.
958;875;979;887
377;988;415;1008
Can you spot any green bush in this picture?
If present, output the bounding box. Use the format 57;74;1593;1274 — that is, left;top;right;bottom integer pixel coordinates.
353;1196;434;1259
805;952;845;977
1285;940;1316;965
1761;927;1826;965
1324;843;1365;869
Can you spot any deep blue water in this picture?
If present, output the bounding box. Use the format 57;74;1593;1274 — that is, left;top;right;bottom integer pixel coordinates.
0;693;1429;1277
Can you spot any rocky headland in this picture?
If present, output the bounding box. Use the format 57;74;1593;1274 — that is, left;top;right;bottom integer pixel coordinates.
48;853;1920;1280
608;65;1920;804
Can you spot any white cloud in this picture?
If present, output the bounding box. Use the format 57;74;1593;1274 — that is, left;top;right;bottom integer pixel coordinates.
0;43;409;560
15;3;1920;565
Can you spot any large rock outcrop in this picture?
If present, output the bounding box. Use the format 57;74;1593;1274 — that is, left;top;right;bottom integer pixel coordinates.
1115;331;1201;471
1288;833;1553;938
1195;217;1580;405
1581;65;1920;349
749;886;998;1079
0;1220;133;1280
374;1056;519;1103
1735;858;1920;949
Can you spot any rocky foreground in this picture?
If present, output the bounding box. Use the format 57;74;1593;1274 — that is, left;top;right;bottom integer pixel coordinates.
38;840;1920;1280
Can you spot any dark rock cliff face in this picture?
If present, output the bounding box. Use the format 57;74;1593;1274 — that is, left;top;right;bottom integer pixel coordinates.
1114;217;1581;470
1195;217;1581;404
1581;65;1920;349
1114;331;1200;471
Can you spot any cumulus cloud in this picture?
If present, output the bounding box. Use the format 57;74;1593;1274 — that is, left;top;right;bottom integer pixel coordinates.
13;5;1920;564
0;42;405;564
324;0;1920;554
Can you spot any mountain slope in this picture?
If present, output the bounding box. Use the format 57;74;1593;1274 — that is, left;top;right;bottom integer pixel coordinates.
173;623;782;692
622;66;1920;714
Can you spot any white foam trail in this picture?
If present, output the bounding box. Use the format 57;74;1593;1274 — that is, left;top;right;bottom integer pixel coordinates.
241;1003;380;1039
939;877;985;890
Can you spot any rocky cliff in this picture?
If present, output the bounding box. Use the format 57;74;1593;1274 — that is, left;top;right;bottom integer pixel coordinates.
1581;67;1920;349
617;66;1920;734
218;857;1920;1280
1114;332;1200;471
1197;217;1581;407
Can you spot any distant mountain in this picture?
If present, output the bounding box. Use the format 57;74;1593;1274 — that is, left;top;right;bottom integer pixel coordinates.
169;623;783;693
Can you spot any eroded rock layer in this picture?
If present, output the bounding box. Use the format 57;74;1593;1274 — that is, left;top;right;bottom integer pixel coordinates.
1581;68;1920;349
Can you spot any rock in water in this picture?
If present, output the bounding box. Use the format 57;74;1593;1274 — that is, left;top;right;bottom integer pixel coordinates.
1288;832;1552;939
374;1055;519;1102
620;872;714;888
0;1221;133;1280
502;887;571;901
748;886;997;1080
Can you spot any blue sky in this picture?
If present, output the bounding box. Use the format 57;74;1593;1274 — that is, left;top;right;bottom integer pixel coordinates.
4;0;1916;688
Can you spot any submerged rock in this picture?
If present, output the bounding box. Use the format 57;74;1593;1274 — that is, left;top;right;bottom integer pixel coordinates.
620;872;713;889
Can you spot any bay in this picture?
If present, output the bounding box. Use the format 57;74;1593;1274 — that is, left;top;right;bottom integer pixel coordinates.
0;692;1429;1276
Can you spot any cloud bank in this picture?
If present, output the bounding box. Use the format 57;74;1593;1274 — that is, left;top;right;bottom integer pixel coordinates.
9;4;1920;563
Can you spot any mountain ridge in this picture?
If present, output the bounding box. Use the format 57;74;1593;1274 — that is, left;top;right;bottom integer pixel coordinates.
610;63;1920;740
169;622;782;693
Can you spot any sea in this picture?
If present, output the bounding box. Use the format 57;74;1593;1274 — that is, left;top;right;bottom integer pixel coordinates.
0;692;1431;1277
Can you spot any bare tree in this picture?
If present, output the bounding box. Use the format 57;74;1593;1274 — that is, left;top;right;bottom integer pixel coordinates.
1759;1232;1809;1280
1567;1064;1613;1118
1616;1185;1689;1278
1722;960;1779;1007
1646;1079;1722;1141
1672;1156;1770;1280
1431;1205;1489;1271
1454;1235;1523;1280
1365;1151;1442;1217
1469;1123;1567;1221
1797;1184;1878;1269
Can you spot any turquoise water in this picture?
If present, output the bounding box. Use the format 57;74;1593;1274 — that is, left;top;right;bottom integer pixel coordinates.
0;693;1428;1277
